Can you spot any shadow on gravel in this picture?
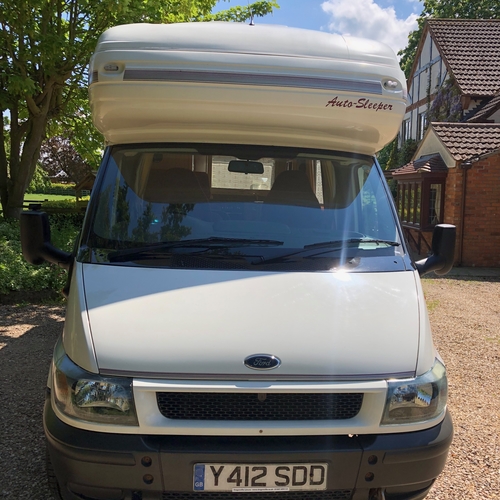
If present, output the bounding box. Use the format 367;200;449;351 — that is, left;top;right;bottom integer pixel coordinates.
0;304;65;500
423;275;500;283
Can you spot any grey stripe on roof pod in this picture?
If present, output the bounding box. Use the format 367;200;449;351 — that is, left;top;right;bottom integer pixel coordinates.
122;69;383;95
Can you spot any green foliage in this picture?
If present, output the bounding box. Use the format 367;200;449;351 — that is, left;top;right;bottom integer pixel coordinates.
0;0;279;218
26;165;52;194
0;217;79;295
48;183;77;193
377;139;397;170
399;139;419;166
42;199;86;229
398;16;428;78
378;138;419;171
205;0;279;21
43;199;80;209
399;0;500;78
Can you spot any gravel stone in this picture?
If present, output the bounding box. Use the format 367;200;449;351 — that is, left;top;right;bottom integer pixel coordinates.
422;276;500;500
0;276;499;499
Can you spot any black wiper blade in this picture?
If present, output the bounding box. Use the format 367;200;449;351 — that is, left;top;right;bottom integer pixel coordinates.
255;238;400;266
304;238;400;249
108;237;284;262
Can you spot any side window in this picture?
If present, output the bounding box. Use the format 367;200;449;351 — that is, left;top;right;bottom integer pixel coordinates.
417;112;427;141
396;180;445;230
428;183;442;225
402;119;411;142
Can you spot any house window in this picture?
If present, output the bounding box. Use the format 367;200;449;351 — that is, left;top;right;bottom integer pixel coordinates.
417;112;427;140
428;184;442;225
398;182;420;225
402;119;411;142
396;179;445;229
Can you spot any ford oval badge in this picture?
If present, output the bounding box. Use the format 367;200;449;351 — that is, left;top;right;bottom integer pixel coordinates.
244;354;281;371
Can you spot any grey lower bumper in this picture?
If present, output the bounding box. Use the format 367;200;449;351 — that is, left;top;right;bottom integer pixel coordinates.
44;397;453;500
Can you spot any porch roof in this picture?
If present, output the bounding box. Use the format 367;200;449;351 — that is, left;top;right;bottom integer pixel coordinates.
392;154;448;176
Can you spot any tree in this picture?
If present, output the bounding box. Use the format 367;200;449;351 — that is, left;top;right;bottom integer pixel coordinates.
398;0;500;77
0;0;279;218
377;138;419;171
398;139;418;166
377;138;397;171
39;135;93;184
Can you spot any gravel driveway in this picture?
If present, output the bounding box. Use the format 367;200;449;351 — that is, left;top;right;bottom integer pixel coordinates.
0;276;499;499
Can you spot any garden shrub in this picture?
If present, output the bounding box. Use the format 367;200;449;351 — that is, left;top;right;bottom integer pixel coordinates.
43;199;87;229
26;166;52;194
49;183;77;195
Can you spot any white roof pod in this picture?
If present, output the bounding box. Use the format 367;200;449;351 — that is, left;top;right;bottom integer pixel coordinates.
89;22;407;154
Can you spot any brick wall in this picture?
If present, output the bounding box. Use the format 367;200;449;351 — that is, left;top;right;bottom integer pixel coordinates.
443;167;463;264
444;168;463;228
461;154;500;267
406;155;500;267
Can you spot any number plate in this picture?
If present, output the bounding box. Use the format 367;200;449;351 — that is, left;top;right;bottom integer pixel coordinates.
193;463;328;492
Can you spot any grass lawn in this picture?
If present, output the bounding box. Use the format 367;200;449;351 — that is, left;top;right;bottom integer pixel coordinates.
24;193;76;202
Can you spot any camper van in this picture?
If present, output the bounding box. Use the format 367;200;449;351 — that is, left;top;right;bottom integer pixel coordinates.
22;22;455;500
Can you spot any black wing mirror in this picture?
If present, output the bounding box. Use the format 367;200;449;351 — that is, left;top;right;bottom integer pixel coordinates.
415;224;456;276
20;211;73;271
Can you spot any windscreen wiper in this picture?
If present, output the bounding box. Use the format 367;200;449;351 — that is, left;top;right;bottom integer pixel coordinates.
304;238;400;249
255;238;400;265
108;237;284;262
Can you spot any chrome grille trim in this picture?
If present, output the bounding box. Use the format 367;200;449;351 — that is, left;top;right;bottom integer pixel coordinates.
100;369;415;381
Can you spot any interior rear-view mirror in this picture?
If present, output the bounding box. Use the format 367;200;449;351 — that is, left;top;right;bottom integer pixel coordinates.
228;160;264;174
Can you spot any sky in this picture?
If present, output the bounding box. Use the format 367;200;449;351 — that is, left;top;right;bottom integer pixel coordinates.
214;0;424;56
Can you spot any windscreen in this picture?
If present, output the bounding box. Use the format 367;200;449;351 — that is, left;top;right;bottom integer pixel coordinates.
83;144;403;271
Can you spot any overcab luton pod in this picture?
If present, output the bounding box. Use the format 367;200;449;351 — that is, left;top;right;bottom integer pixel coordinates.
89;22;407;153
20;21;456;500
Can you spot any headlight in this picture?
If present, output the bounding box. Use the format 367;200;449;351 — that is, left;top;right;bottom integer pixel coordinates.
52;349;138;426
381;359;448;425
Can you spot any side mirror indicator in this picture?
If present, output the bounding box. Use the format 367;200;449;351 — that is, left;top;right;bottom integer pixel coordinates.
20;211;73;271
415;224;456;276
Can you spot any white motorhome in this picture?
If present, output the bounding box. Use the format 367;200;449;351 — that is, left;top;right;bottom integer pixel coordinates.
22;22;456;500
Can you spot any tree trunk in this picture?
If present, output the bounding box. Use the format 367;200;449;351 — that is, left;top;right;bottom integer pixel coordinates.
2;91;52;219
0;124;9;215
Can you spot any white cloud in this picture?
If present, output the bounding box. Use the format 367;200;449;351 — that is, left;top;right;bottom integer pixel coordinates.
321;0;418;55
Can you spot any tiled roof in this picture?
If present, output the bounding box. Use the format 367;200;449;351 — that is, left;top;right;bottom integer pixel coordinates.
432;122;500;160
427;19;500;96
465;93;500;123
392;154;448;176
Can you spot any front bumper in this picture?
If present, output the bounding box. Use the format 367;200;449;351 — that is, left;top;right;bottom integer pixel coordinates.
44;397;453;500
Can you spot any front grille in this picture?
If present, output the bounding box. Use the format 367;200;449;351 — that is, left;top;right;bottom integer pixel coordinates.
156;392;363;420
162;491;352;500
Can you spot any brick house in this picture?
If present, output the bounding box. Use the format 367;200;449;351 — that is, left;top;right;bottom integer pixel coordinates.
392;19;500;267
